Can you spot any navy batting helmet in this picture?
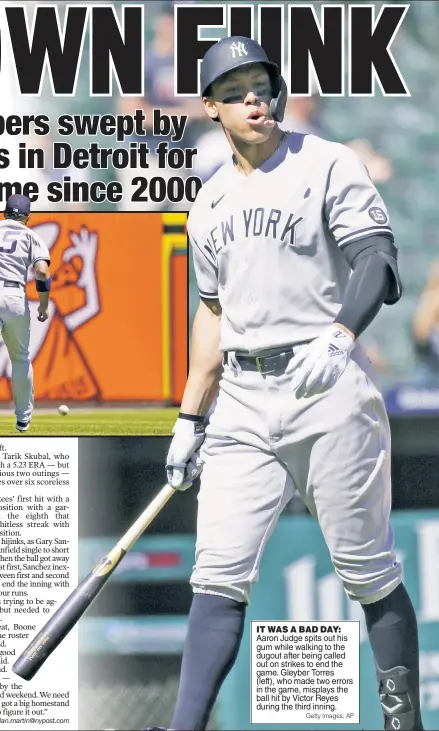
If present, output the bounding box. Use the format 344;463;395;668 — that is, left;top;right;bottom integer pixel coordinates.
200;36;287;123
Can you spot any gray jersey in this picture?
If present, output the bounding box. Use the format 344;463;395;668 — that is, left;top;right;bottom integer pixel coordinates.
0;220;50;286
188;132;394;354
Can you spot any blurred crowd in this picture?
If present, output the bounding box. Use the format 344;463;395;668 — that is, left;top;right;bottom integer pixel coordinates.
412;263;439;387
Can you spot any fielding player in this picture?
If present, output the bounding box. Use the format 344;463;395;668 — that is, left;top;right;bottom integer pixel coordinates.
0;194;51;431
148;38;423;731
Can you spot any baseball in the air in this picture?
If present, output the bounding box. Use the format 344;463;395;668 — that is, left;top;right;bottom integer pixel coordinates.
58;405;69;416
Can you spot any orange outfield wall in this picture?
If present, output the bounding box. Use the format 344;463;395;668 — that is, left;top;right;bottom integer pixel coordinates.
0;212;188;403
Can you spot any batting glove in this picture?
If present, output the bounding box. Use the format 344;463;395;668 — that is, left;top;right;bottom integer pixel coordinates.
287;325;355;399
166;415;206;490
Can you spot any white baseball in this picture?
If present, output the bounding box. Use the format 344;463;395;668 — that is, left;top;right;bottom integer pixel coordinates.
58;404;69;416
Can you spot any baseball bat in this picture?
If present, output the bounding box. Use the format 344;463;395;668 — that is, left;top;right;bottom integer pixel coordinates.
12;483;175;681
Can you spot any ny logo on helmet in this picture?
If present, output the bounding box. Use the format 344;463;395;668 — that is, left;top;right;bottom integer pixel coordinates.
229;41;247;58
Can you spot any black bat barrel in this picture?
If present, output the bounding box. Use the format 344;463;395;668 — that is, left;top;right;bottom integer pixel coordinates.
12;565;115;680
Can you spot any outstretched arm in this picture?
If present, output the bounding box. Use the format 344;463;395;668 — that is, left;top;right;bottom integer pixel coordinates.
63;227;100;331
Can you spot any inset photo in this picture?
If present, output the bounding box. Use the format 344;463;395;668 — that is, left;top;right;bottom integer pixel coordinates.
77;437;198;731
0;205;187;435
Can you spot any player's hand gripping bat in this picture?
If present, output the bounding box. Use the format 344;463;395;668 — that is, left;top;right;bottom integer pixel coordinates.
12;483;175;681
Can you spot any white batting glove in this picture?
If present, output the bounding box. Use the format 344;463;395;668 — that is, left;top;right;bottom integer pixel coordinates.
166;416;206;490
287;325;355;399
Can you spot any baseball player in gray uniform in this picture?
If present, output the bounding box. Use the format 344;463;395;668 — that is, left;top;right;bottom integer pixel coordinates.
145;38;423;731
0;194;51;432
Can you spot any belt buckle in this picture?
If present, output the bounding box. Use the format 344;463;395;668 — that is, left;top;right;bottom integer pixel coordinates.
256;355;276;375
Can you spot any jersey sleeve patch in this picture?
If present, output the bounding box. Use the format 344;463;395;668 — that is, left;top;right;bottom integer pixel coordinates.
325;144;393;250
368;207;388;225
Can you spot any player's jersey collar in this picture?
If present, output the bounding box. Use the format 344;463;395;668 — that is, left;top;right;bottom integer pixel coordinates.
227;130;291;180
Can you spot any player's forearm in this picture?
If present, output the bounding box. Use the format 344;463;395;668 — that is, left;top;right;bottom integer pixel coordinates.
37;292;50;309
35;267;50;281
180;369;222;417
180;301;223;417
34;263;51;310
335;253;392;339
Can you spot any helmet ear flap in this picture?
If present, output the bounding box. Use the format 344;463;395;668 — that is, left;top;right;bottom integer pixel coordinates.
269;75;288;122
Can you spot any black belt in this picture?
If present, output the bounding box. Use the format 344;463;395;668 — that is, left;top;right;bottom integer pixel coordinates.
1;280;21;289
224;346;301;375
